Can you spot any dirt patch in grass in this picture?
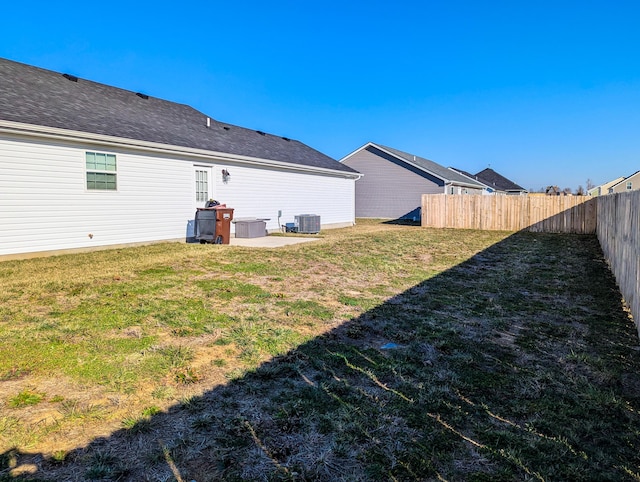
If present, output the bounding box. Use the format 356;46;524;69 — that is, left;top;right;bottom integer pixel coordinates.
1;221;639;481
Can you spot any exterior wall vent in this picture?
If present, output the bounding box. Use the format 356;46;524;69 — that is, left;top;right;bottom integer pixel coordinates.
62;73;78;82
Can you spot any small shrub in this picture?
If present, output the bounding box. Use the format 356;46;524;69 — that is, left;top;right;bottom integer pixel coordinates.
9;389;44;408
141;405;161;417
174;366;200;384
122;416;152;434
50;450;67;463
151;386;174;400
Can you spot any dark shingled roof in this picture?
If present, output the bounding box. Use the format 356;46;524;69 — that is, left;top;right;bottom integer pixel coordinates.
474;168;526;192
0;57;357;175
374;144;485;187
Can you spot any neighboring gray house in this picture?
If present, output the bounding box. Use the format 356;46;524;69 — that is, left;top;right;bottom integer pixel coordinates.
0;57;360;258
339;142;485;220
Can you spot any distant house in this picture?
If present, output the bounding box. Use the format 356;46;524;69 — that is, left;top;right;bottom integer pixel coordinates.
545;186;577;196
449;167;526;195
448;167;495;195
0;57;360;258
608;171;640;194
473;168;527;195
545;186;562;196
339;142;485;220
588;177;624;196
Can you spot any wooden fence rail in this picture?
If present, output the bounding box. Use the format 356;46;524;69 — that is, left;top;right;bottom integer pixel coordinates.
421;194;597;233
421;192;639;334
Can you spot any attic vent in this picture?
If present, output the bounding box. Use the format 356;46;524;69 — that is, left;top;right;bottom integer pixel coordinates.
136;92;149;99
62;73;78;82
223;126;230;131
281;137;291;142
256;130;266;136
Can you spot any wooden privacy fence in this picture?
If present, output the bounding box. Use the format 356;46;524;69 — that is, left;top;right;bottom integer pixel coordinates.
420;191;639;335
596;191;640;336
421;194;597;233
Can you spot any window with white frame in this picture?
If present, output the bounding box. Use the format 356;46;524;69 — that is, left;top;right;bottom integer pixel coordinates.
195;169;209;202
86;152;117;190
627;181;633;190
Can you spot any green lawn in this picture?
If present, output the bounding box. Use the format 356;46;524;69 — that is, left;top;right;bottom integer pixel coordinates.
1;220;639;481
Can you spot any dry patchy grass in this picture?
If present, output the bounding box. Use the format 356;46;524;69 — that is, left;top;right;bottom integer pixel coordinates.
1;220;639;481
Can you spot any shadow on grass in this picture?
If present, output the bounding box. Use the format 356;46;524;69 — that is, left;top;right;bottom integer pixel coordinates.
382;218;421;227
3;232;640;481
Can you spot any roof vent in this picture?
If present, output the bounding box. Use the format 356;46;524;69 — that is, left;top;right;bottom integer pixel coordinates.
256;130;266;136
206;117;211;128
281;137;291;142
223;126;230;131
62;73;78;82
136;92;149;99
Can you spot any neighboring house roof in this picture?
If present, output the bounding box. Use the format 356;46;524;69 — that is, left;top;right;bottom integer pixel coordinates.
0;57;357;175
546;186;561;195
355;143;485;188
588;177;624;196
449;167;476;180
473;168;526;192
449;167;494;190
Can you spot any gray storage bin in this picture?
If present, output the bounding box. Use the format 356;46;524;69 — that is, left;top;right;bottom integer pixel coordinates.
235;220;266;238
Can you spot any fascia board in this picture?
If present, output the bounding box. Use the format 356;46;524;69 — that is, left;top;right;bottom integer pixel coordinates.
338;142;376;163
448;167;491;189
0;120;361;180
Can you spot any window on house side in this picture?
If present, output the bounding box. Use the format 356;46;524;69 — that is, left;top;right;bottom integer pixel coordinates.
627;181;633;190
195;169;209;202
86;152;117;190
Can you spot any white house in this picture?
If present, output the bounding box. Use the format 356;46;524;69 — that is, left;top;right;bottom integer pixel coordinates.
0;57;360;258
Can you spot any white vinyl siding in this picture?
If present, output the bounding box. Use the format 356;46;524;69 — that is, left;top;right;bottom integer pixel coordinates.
0;136;193;256
0;134;356;257
211;163;355;231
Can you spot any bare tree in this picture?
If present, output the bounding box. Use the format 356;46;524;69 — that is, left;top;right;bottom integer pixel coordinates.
586;178;595;190
576;185;585;196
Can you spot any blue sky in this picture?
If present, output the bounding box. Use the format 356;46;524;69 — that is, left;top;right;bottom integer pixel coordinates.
2;1;639;191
